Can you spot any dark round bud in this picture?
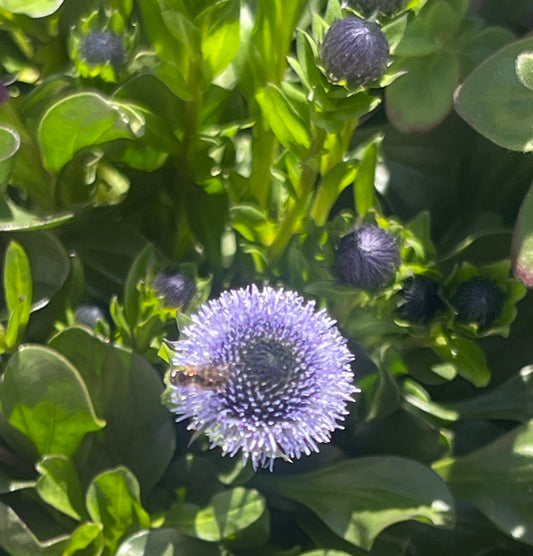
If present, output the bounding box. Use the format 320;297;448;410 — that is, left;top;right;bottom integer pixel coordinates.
75;304;107;328
321;17;390;88
452;276;505;328
349;0;409;17
396;275;444;324
152;269;196;309
336;225;400;289
80;31;126;69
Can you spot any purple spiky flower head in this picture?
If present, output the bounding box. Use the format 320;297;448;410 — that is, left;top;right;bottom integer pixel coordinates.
164;285;356;470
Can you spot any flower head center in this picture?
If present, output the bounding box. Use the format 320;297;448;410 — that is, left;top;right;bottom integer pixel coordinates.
239;338;296;388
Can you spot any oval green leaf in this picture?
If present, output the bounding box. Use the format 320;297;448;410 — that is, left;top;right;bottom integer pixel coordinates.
86;467;151;555
166;487;266;542
1;345;105;457
386;52;459;133
255;457;455;551
455;37;533;151
48;326;175;492
38;93;145;173
36;455;85;521
0;126;20;161
0;0;64;17
434;420;533;545
116;528;218;556
512;181;533;287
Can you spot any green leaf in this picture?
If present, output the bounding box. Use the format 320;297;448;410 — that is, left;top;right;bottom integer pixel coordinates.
11;230;70;312
166;487;266;542
434;420;533;545
354;141;378;218
386;52;459;133
513;180;533;287
86;467;151;555
0;500;69;556
1;345;105;457
0;0;64;17
116;528;218;556
38;93;145;173
248;0;308;86
455;37;533;151
3;241;32;344
442;366;533;422
255;457;455;551
48;327;175;492
35;455;86;521
62;523;104;556
0;195;73;232
431;335;491;387
312;161;358;226
0;125;20;187
124;245;156;327
198;0;240;79
516;51;533;91
255;84;311;154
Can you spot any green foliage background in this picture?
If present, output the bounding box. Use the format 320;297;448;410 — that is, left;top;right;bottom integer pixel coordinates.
0;0;532;554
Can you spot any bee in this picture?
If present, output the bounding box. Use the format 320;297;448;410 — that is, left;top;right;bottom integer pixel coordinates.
170;362;229;390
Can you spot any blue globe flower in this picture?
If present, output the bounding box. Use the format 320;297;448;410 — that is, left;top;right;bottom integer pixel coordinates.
165;285;356;470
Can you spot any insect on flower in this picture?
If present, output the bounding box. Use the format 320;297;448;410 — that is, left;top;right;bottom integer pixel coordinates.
170;362;229;390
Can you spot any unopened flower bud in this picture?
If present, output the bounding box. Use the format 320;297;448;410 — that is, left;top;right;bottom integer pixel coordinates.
336;225;399;289
397;275;444;324
152;269;196;309
80;31;126;70
452;276;504;328
75;304;107;328
321;17;389;88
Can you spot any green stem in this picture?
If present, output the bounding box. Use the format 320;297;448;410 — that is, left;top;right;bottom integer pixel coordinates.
268;130;327;263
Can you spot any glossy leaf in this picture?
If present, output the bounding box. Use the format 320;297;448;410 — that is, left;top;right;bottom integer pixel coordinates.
354;141;378;218
0;125;20;187
512;180;533;287
3;241;31;345
1;345;105;457
434;420;533;545
255;457;455;550
86;467;151;555
62;523;104;556
166;487;266;542
38;93;145;173
431;335;491;387
48;327;175;492
255;84;311;154
12;230;70;312
0;0;64;17
386;52;459;133
116;528;219;556
198;0;240;79
0;500;69;556
36;455;85;521
455;37;533;151
0;195;73;232
516;51;533;91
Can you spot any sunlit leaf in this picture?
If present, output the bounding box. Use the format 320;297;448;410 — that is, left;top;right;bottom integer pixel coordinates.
1;345;105;457
255;457;455;550
434;420;533;545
